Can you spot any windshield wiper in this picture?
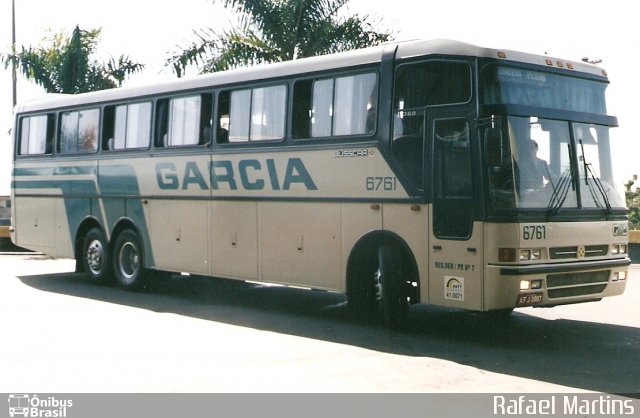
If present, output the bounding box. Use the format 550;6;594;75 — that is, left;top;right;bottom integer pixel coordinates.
547;168;572;216
579;140;613;216
547;143;576;217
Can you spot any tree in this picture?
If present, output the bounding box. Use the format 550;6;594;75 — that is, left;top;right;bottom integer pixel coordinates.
1;26;144;94
167;0;393;76
625;175;639;230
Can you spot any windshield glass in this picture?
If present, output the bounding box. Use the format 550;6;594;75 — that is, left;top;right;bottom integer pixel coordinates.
574;123;625;209
485;116;625;211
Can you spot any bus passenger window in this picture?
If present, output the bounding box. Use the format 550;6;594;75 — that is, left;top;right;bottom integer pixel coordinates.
168;96;201;146
333;73;377;136
59;109;99;154
308;73;377;138
157;94;212;147
220;85;286;143
229;90;251;142
103;102;152;150
18;114;55;155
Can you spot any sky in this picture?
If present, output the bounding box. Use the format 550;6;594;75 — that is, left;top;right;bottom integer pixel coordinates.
1;0;638;195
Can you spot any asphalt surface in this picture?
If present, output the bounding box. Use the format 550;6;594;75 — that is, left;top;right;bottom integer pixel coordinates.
0;252;638;394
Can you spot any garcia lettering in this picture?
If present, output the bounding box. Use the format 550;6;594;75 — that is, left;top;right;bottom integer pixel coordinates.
156;158;317;191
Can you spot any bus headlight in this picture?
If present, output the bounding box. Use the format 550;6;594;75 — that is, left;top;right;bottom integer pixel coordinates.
611;244;628;255
520;279;542;290
500;248;544;262
519;248;543;261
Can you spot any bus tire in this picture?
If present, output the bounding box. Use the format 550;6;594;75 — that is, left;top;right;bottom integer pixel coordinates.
376;244;409;328
112;229;148;291
82;227;113;285
347;239;410;328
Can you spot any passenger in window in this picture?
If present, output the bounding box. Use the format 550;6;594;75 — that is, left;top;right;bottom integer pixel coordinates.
81;130;97;151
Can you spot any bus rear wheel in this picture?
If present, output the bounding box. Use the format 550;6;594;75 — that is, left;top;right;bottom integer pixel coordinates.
82;227;113;285
112;229;148;291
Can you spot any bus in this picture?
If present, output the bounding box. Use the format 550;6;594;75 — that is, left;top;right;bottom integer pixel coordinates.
9;39;630;326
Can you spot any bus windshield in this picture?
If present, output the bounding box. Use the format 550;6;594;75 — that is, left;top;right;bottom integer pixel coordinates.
485;115;625;211
481;63;625;213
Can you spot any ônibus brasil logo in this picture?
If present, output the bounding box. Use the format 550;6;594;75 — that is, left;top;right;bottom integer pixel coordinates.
8;394;73;418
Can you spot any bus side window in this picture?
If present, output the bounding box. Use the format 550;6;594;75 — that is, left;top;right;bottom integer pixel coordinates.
103;102;152;150
155;94;211;148
333;73;377;136
18;114;55;155
58;109;99;154
219;85;286;143
307;73;377;139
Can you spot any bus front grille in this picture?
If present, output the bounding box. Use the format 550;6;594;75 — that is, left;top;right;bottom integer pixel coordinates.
546;270;610;299
549;245;609;259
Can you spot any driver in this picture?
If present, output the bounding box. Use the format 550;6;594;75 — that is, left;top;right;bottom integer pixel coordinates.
519;140;554;189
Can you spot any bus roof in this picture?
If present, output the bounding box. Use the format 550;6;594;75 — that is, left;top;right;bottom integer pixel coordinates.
15;39;608;114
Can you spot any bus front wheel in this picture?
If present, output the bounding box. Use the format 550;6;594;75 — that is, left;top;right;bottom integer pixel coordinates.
82;227;113;285
112;229;148;291
375;244;409;328
348;240;409;328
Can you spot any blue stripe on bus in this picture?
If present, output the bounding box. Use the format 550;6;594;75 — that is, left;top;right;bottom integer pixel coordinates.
12;165;154;267
14;166;97;177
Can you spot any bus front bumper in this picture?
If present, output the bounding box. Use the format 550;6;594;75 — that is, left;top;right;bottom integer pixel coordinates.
485;258;630;310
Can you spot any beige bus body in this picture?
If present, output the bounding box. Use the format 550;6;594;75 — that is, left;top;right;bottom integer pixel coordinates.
10;39;629;321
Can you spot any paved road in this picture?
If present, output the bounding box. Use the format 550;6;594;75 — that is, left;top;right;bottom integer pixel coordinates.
0;253;638;393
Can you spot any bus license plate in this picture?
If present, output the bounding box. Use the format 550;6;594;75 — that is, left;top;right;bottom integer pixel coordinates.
517;292;543;306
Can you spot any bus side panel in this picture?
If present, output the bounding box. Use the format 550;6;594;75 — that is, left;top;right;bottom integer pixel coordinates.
147;199;209;275
54;197;74;258
14;196;56;251
260;202;341;290
210;201;258;281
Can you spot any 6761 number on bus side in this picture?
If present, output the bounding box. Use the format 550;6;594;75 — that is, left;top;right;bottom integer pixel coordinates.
365;176;397;191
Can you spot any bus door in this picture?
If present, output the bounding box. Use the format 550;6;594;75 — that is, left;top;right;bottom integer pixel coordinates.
427;108;483;310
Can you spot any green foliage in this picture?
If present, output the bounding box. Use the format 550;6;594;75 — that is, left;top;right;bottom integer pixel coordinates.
1;26;144;94
167;0;393;76
625;175;640;230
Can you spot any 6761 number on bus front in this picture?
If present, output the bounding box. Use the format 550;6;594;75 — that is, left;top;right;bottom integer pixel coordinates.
522;225;546;240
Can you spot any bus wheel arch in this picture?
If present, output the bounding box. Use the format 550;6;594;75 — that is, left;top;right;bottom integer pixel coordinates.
346;231;420;327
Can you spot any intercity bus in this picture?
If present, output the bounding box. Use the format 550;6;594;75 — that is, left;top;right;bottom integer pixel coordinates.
10;39;630;326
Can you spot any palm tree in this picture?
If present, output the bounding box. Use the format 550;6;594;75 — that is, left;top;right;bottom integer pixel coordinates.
167;0;393;76
1;25;144;94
